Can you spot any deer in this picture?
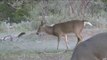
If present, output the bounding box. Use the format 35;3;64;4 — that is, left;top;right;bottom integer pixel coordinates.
36;20;92;50
71;32;107;60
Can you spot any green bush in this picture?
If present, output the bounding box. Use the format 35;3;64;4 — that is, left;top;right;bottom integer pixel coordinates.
0;2;30;23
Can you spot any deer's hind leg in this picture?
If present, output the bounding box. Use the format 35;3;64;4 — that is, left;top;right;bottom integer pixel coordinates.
75;33;83;46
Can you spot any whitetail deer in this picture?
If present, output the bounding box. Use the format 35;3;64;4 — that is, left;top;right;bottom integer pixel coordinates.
71;32;107;60
36;20;92;50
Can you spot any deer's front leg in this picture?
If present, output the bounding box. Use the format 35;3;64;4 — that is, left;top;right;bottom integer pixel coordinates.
64;34;69;50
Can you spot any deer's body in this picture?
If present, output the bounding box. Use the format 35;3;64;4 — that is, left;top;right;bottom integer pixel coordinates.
36;20;92;50
71;33;107;60
53;20;84;34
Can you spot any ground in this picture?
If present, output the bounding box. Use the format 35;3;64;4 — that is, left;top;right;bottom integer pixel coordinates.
0;28;106;60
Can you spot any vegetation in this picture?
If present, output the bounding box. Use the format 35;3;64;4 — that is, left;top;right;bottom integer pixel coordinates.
0;0;107;32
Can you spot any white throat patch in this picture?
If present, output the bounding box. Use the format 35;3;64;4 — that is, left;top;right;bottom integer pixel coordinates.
49;24;55;26
84;22;93;26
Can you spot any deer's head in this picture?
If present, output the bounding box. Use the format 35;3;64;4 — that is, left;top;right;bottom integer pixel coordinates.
36;21;46;35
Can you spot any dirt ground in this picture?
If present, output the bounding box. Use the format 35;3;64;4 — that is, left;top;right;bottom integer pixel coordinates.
0;28;106;60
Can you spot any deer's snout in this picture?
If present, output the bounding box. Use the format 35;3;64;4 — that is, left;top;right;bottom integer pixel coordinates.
36;32;39;35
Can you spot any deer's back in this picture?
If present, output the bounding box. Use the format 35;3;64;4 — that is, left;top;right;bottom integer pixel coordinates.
71;33;107;60
53;20;84;35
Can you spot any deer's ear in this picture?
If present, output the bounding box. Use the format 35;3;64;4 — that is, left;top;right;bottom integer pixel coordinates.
40;21;44;26
40;20;46;26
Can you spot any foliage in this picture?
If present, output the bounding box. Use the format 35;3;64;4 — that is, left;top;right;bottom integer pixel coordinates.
12;8;29;23
0;2;30;23
0;3;14;20
102;0;107;3
0;0;107;32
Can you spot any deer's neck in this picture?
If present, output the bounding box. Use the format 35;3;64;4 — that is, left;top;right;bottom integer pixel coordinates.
44;26;54;35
